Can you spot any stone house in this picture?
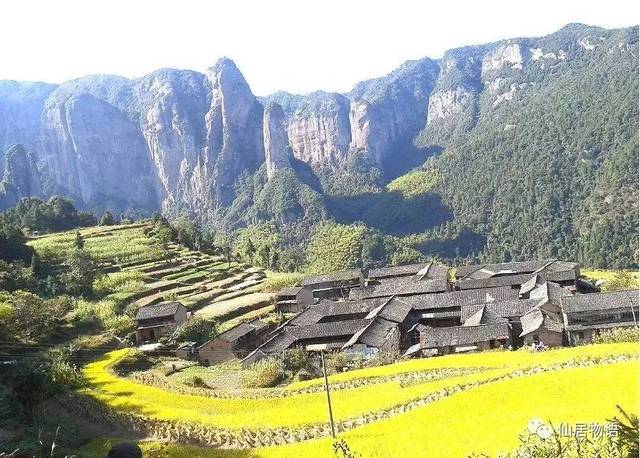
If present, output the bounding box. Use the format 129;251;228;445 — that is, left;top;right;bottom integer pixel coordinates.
197;319;272;365
275;286;314;313
561;290;639;344
134;301;188;345
302;269;363;301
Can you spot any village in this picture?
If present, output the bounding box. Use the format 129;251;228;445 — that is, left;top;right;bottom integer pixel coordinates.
133;259;640;369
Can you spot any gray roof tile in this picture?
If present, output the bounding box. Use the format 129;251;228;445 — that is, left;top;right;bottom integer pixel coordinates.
561;290;639;314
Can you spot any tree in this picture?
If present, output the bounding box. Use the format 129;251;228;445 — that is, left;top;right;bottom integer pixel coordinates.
0;220;35;263
172;317;217;346
100;210;116;226
215;233;233;269
30;253;42;278
64;248;97;295
0;291;69;342
74;231;85;250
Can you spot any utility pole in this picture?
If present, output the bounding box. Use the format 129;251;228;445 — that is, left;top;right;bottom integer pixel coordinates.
320;350;336;438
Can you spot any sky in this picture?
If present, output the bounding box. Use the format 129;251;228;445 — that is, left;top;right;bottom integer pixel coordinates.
1;0;637;96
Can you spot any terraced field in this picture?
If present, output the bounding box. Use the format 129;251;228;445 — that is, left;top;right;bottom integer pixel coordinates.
28;222;277;331
79;343;639;457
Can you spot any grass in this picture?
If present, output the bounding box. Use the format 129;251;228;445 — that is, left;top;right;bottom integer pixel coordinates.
219;305;277;332
93;270;147;296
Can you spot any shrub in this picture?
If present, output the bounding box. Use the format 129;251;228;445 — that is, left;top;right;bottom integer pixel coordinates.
0;291;70;343
241;358;284;388
367;351;400;367
327;352;351;373
282;348;314;374
592;327;639;344
72;299;134;336
172;317;218;346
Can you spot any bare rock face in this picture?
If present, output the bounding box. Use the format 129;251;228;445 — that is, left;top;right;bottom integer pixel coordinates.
481;42;526;76
263;103;292;178
40;92;161;211
0;144;42;210
204;58;264;206
135;69;208;201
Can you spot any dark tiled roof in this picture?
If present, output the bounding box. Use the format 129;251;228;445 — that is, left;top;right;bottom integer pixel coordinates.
135;301;183;320
276;286;303;297
541;269;577;283
350;278;450;299
456;273;536;290
368;263;429;279
371;297;414;323
215;319;269;343
343;318;398;349
257;319;369;353
420;263;449;280
463;306;508;326
519;308;564;336
403;287;520;310
288;299;382;326
561;290;640;314
461;298;541;321
421;323;510;348
520;275;543;296
530;281;573;304
455;260;556;279
302;269;362;286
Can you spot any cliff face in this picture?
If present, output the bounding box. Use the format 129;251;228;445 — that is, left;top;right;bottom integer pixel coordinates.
0;24;635;222
0;144;42;210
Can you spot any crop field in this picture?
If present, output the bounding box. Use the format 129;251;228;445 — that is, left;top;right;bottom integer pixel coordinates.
79;342;638;457
27;222;276;333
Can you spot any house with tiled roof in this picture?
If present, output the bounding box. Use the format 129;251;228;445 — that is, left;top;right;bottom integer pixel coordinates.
349;277;450;300
134;301;188;344
367;262;449;284
302;269;363;301
455;259;581;291
519;307;564;346
561;290;639;344
198;319;273;365
413;322;511;356
275;286;314;313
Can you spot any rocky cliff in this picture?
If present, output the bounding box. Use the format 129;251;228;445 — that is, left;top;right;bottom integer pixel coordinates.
0;24;636;227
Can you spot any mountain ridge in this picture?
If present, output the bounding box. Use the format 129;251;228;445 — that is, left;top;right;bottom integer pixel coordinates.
0;23;637;268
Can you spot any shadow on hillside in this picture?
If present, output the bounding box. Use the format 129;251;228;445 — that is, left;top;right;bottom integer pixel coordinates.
291;157;324;193
381;145;443;181
416;228;487;259
326;190;452;235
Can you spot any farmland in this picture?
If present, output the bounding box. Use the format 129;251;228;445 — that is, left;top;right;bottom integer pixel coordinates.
79;342;638;457
27;222;278;334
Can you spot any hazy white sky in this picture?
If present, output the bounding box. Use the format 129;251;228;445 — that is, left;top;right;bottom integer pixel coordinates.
1;0;637;95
